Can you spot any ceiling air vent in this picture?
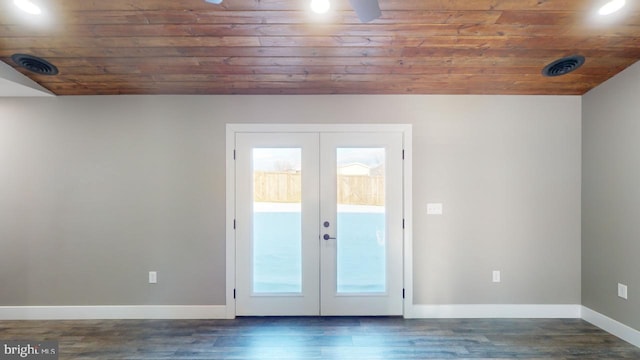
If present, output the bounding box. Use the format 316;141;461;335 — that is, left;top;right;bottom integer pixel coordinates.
11;54;59;75
542;55;585;77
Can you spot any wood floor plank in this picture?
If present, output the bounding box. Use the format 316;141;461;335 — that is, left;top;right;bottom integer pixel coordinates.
0;318;638;359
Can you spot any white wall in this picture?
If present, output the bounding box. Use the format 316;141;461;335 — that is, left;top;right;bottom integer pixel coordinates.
583;60;640;331
0;95;582;307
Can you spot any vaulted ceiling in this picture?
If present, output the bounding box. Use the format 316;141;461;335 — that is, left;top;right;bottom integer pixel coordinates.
1;0;639;95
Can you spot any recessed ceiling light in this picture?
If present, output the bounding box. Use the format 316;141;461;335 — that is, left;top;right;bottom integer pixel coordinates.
204;0;223;4
599;0;625;16
13;0;41;15
310;0;330;14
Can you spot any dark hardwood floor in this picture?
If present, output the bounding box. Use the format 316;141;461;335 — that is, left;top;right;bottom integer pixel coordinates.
1;317;639;359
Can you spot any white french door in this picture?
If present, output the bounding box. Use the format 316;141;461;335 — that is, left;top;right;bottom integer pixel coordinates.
236;133;320;315
235;129;404;316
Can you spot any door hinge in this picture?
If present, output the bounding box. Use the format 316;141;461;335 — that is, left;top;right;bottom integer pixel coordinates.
233;219;236;229
402;288;405;299
402;219;405;229
402;149;405;160
233;149;236;160
234;289;236;299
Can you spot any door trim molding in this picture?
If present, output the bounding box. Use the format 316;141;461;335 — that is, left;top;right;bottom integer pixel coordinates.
402;124;414;318
225;125;237;319
226;124;413;318
227;124;413;133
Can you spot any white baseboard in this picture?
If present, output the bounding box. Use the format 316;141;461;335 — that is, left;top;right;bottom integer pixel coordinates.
405;304;582;319
582;306;640;348
0;305;230;320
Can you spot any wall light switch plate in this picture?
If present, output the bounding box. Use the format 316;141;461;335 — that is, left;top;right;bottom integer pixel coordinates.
492;270;501;283
149;271;157;284
618;283;628;299
427;203;443;215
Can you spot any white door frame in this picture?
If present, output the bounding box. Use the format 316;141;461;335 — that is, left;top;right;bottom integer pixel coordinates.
225;124;413;318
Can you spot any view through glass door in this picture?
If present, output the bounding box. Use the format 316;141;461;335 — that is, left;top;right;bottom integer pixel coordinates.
235;131;403;316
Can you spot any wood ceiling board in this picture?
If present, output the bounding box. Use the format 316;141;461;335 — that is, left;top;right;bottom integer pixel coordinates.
1;0;639;96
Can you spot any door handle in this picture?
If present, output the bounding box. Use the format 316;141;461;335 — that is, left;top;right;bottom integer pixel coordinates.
323;234;336;241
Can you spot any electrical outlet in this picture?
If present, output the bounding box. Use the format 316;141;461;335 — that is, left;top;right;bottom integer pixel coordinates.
149;271;157;284
492;270;501;283
618;283;628;299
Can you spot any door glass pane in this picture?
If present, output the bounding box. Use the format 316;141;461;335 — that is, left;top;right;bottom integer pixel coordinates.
253;148;302;293
336;148;386;293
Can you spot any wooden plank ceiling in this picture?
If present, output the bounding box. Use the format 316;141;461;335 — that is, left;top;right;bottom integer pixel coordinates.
1;0;639;95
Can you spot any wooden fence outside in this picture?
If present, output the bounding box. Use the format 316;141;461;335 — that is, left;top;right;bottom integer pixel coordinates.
254;171;385;206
